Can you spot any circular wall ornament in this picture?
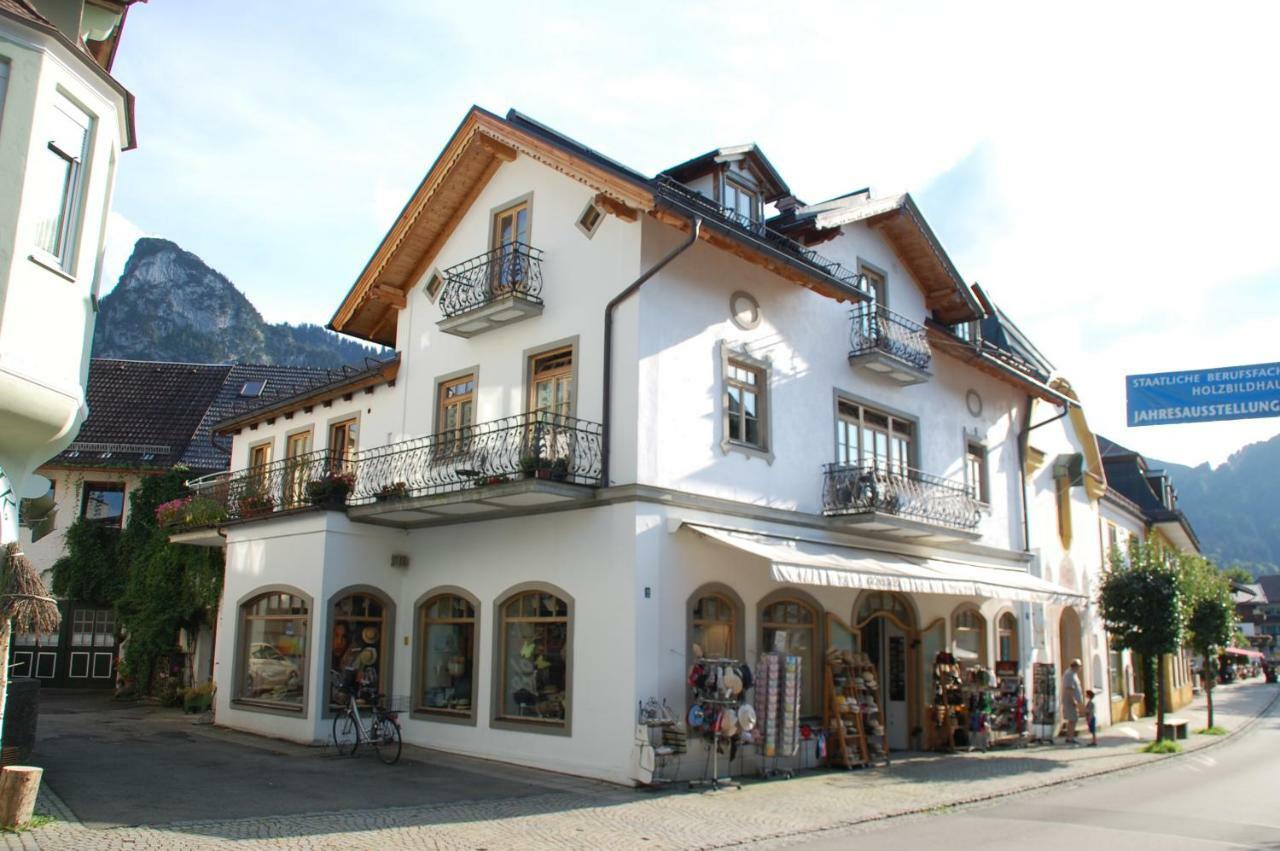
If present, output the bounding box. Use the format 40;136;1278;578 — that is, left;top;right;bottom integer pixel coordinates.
966;389;983;417
729;291;761;330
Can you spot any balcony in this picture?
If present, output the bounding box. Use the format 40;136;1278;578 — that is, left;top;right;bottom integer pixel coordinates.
346;412;603;528
653;176;866;293
437;242;544;337
848;305;932;385
822;462;981;540
166;449;349;544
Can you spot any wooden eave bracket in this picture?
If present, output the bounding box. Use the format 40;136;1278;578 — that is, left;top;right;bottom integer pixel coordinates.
370;284;407;310
593;193;639;222
476;131;518;162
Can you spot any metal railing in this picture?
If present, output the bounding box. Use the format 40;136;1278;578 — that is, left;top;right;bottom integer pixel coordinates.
849;305;932;371
654;175;866;290
349;411;603;504
179;448;354;526
438;242;544;319
822;462;981;530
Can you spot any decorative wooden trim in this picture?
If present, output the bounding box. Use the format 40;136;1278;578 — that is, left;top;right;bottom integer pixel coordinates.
370;284;407;309
593;192;638;222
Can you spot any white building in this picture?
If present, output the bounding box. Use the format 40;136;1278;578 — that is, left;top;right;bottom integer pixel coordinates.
180;107;1096;784
0;0;139;546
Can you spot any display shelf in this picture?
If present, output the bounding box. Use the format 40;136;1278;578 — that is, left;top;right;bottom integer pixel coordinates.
823;651;888;769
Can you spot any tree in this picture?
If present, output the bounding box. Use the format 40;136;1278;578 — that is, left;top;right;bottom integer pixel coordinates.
1220;565;1255;585
1098;537;1185;742
1180;554;1238;730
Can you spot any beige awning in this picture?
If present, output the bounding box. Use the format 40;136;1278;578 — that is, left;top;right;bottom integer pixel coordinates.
683;524;1084;605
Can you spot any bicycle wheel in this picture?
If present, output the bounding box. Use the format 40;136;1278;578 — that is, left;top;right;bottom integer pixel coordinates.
372;716;401;765
332;710;359;756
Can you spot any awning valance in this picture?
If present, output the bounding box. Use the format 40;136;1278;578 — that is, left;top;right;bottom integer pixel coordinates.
683;524;1085;605
1224;647;1263;660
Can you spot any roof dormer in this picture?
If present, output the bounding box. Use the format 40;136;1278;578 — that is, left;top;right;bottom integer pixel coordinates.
660;145;790;226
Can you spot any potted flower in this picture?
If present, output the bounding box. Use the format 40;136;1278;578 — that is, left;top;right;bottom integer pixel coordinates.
182;680;215;714
519;453;552;480
375;481;410;502
306;471;355;509
550;457;570;482
154;496;193;527
238;491;276;518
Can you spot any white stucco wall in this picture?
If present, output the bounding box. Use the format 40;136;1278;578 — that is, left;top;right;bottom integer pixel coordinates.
17;467;142;578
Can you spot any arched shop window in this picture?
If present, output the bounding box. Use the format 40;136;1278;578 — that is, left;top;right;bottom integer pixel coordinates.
689;590;739;660
496;588;570;728
238;590;309;709
417;592;478;719
952;607;988;668
760;594;820;716
329;591;391;709
997;611;1019;662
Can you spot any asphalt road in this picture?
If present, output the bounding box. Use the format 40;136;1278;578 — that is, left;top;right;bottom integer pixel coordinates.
792;698;1280;850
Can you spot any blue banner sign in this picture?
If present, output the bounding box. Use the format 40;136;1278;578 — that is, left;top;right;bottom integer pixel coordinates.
1127;362;1280;426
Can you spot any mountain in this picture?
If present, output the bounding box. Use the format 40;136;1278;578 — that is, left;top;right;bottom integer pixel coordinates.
92;238;382;368
1158;432;1280;577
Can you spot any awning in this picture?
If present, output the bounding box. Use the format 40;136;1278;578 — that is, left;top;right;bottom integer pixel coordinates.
683;524;1085;605
1224;647;1264;660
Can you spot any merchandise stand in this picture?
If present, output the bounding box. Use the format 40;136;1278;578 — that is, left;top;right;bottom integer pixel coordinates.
686;657;751;792
1030;662;1056;744
822;651;888;768
755;649;802;781
989;661;1027;748
689;697;743;791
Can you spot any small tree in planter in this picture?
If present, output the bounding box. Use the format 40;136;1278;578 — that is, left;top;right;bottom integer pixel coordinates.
519;453;551;479
1098;537;1185;744
550;457;570;482
305;471;355;509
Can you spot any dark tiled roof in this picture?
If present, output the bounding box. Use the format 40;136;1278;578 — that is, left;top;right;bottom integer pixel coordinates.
1096;433;1200;549
1258;575;1280;604
50;359;332;476
180;364;332;472
214;356;400;432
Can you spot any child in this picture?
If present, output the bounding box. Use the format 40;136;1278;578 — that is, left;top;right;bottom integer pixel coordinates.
1084;689;1098;747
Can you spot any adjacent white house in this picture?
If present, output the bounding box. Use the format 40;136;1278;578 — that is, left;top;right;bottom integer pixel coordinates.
177;107;1125;784
0;0;140;546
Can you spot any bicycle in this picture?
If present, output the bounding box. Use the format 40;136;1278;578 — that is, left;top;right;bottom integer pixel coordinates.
331;668;402;765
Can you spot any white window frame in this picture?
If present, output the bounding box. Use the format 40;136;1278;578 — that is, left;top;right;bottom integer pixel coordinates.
718;342;773;463
33;93;94;272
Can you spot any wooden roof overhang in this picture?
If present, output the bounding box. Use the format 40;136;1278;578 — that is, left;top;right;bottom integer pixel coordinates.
213;357;400;435
650;202;870;306
813;194;981;325
925;323;1073;406
329;107;655;346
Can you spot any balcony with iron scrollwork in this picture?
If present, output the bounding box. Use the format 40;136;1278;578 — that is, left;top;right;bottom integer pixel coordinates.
822;462;981;540
346;411;603;528
437;242;545;337
847;304;932;385
167;449;354;545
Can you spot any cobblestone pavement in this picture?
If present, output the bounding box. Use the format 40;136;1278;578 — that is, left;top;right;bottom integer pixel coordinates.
8;681;1276;850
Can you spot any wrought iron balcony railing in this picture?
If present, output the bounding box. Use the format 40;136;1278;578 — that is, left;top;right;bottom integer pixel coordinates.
849;305;932;372
438;242;544;319
349;411;603;504
653;176;866;291
822;462;981;531
175;448;353;528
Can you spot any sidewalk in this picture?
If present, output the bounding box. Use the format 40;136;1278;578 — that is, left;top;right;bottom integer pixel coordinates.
12;680;1278;850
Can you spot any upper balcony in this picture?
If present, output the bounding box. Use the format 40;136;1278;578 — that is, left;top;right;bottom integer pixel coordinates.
848;305;932;385
822;462;980;542
437;242;545;337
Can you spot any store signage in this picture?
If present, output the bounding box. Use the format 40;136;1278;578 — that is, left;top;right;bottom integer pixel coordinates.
1126;361;1280;427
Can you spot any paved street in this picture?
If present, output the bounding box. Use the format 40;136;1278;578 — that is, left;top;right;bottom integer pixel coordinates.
11;680;1278;850
782;686;1280;850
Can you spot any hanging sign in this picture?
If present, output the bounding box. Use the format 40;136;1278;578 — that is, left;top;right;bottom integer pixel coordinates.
1126;361;1280;427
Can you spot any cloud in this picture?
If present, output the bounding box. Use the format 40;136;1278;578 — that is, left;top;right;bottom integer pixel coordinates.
99;211;150;295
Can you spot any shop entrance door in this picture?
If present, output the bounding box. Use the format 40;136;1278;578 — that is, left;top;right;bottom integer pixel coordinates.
862;618;910;750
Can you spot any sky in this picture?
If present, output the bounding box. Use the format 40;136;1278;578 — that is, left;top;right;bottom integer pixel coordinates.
101;1;1280;469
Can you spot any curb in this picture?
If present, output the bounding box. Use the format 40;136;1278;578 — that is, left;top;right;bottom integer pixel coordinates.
721;685;1280;849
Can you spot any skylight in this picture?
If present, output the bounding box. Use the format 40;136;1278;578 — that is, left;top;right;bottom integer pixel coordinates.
240;379;267;397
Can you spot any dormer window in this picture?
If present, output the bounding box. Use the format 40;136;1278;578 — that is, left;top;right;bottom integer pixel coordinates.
722;175;759;224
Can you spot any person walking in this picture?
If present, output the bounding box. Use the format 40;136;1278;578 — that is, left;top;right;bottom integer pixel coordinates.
1084;689;1098;746
1061;658;1085;744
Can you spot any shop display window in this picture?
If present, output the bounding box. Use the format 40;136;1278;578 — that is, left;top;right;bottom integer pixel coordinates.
690;592;736;659
239;592;308;708
329;592;390;708
952;608;988;667
418;593;477;717
497;590;569;726
760;597;819;716
997;612;1019;662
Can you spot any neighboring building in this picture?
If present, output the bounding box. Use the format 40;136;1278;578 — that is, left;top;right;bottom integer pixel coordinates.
1097;435;1203;716
171;107;1107;785
0;0;141;546
13;357;328;688
1251;576;1280;658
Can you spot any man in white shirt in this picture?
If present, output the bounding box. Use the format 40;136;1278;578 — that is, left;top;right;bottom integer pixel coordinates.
1061;658;1085;744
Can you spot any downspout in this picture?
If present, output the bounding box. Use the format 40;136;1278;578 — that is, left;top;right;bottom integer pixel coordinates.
601;215;702;486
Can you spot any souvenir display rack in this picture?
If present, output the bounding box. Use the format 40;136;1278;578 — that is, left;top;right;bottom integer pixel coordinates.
927;652;964;751
637;698;682;785
686;656;753;791
822;649;888;768
1031;662;1056;743
754;648;802;779
989;661;1027;747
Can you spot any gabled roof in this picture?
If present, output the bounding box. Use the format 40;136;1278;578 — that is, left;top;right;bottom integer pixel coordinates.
214;355;401;434
771;191;981;324
1097;434;1201;551
45;359;331;475
1259;575;1280;604
660;144;792;202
